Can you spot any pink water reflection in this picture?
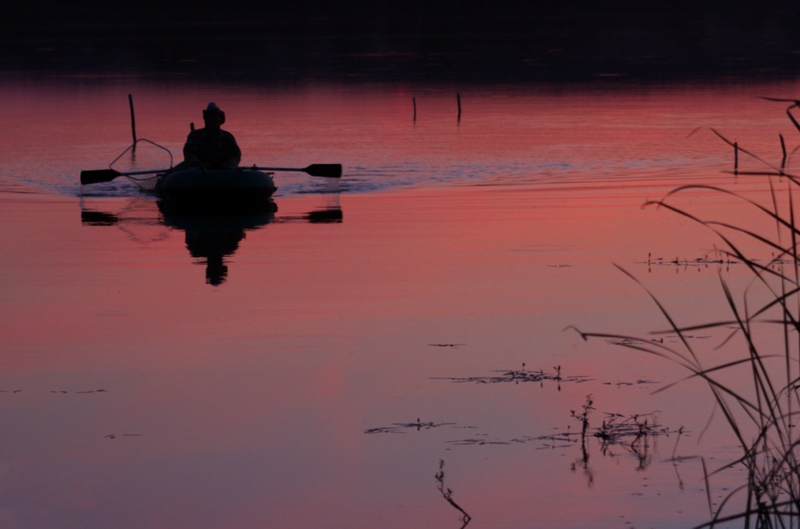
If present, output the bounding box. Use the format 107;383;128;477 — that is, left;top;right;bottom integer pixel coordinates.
1;80;798;528
0;176;768;528
5;79;800;195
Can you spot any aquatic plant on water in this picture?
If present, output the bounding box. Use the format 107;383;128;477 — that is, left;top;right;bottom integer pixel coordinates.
573;102;800;528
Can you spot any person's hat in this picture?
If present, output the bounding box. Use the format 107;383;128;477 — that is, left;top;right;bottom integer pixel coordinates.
203;102;225;124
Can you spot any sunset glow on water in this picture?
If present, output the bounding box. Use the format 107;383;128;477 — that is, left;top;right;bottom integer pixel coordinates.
2;79;800;528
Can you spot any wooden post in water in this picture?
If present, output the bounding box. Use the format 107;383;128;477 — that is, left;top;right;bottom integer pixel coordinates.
456;93;462;122
780;133;787;168
734;141;738;175
413;97;416;122
128;94;137;150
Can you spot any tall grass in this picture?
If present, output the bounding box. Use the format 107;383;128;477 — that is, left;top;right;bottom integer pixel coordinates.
573;104;800;528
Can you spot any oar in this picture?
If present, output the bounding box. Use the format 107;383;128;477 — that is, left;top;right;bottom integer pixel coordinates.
80;168;164;185
252;164;342;178
80;164;342;185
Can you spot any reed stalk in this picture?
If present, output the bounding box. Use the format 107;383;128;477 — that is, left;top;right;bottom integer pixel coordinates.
573;107;800;528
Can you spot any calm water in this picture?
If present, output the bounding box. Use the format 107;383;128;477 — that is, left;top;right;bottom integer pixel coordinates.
2;78;799;528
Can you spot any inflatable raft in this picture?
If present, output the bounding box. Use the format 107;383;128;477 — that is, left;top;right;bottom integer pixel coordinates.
156;168;277;204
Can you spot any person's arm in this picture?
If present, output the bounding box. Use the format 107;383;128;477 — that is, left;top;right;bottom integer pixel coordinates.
183;130;201;166
223;132;242;168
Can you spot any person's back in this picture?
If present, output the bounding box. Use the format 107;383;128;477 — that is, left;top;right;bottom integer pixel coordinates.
180;102;241;170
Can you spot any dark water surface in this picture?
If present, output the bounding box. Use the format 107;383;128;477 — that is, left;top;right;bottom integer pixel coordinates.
2;79;800;527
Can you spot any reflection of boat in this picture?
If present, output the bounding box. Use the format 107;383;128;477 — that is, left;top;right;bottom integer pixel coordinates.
305;207;343;223
81;210;120;226
158;199;277;286
80;195;339;286
155;168;277;204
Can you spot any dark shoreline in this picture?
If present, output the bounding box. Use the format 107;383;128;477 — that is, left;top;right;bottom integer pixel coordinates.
3;1;800;84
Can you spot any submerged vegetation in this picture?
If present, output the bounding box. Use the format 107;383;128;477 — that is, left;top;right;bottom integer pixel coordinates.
435;460;471;529
565;394;676;487
573;101;800;528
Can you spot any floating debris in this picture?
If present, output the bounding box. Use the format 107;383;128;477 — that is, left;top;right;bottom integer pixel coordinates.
611;334;710;346
593;412;673;446
446;438;516;446
428;343;467;348
365;419;458;434
444;410;679;451
432;364;591;385
601;380;658;387
641;251;736;268
535;433;581;449
50;389;107;394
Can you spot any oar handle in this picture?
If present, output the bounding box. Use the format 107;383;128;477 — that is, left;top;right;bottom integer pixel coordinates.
250;167;306;172
118;169;170;176
80;168;171;185
249;164;342;178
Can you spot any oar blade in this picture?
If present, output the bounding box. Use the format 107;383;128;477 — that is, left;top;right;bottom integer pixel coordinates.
303;164;342;178
80;169;121;185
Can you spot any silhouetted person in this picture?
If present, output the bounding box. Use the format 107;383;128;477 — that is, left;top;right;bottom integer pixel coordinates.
176;102;241;170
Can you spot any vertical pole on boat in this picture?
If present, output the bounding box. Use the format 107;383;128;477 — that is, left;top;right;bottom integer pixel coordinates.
780;133;787;168
413;97;417;122
128;94;137;151
457;93;462;122
734;142;738;175
190;122;195;132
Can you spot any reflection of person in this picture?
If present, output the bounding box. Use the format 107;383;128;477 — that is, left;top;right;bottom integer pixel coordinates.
157;199;276;287
178;102;241;170
184;229;245;286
